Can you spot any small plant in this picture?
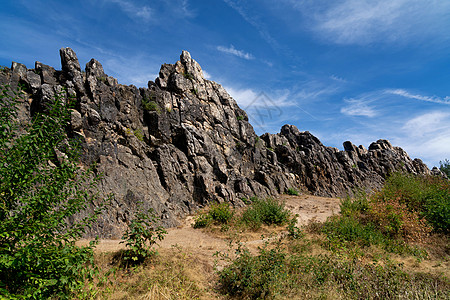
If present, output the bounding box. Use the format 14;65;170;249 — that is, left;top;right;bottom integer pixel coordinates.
237;115;244;121
120;203;167;266
191;88;198;95
133;129;144;141
183;72;194;80
97;75;108;84
193;202;234;228
286;188;299;196
142;93;160;113
193;212;213;228
241;198;290;230
0;65;8;73
439;159;450;177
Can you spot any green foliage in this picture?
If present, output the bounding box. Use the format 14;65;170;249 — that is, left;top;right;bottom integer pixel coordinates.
216;238;449;299
380;172;449;233
193;202;234;228
0;85;104;299
236;115;244;121
133;129;144;142
439;159;450;177
0;66;8;73
319;172;450;257
141;94;160;113
120;203;167;266
183;72;194;80
286;188;299;196
241;198;290;230
191;88;198;95
97;75;108;84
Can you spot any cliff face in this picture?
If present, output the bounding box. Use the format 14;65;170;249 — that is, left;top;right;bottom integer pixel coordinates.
0;48;430;237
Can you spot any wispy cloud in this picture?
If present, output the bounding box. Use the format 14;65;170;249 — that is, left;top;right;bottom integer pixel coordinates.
397;111;450;167
285;0;450;45
386;89;450;105
108;0;152;22
341;99;378;117
222;0;284;53
217;45;254;60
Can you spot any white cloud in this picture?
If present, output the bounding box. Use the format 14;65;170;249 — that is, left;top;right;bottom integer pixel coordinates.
341;99;378;117
386;89;450;105
202;70;212;80
217;45;254;60
396;111;450;167
225;86;258;107
286;0;450;45
108;0;152;22
402;111;450;138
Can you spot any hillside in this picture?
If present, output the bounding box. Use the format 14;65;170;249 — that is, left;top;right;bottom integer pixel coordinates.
0;48;433;238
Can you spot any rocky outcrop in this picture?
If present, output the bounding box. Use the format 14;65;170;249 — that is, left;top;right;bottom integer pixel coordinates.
1;48;431;237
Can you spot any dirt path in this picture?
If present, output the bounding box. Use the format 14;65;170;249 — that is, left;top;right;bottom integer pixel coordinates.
79;195;341;255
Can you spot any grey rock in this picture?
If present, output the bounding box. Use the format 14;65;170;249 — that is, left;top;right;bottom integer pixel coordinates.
0;47;433;238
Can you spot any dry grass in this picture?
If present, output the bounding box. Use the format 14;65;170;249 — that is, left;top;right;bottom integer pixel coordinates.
93;246;221;300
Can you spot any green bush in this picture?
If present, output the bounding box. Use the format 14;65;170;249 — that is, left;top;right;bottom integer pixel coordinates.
439;159;450;177
209;202;234;224
120;203;167;266
193;202;234;228
379;172;449;233
0;85;105;299
217;239;449;299
286;188;299;196
241;198;290;230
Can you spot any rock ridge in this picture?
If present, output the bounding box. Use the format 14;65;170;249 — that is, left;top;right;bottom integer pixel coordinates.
0;48;431;237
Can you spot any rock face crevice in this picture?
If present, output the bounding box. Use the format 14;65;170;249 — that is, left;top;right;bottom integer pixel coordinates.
1;48;431;238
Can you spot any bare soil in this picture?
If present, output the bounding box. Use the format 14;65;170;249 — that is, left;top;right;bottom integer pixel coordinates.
78;194;341;256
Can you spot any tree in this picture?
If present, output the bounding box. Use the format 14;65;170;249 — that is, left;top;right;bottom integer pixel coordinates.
0;85;104;299
439;159;450;177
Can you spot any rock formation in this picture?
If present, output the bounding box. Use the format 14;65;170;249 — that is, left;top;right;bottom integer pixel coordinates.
0;48;431;237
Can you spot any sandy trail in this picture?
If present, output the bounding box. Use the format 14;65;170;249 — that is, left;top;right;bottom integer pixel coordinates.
79;195;341;255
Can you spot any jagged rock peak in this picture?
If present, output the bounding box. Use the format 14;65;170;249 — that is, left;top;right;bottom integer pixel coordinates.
0;47;433;238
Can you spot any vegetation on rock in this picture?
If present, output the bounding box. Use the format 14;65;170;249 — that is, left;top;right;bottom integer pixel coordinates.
0;86;105;299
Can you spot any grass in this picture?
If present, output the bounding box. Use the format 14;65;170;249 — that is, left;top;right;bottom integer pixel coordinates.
216;239;449;299
86;172;449;299
193;198;291;231
93;246;217;299
286;188;299;196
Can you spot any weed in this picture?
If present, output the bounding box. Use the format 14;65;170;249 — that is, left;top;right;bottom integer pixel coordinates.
120;202;167;266
142;94;161;113
193;202;234;228
133;129;144;142
286;188;299;196
241;198;290;230
183;72;194;80
237;115;244;121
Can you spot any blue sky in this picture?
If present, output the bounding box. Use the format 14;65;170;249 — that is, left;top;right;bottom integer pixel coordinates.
1;0;450;168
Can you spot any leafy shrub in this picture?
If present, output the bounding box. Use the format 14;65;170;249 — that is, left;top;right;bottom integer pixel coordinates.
193;202;234;228
439;159;450;177
241;198;290;230
0;85;105;298
379;172;449;233
142;95;160;113
183;72;194;80
120;203;167;266
193;212;213;228
217;239;449;299
286;188;299;196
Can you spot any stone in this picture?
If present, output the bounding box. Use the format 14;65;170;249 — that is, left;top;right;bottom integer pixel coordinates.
0;47;432;238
